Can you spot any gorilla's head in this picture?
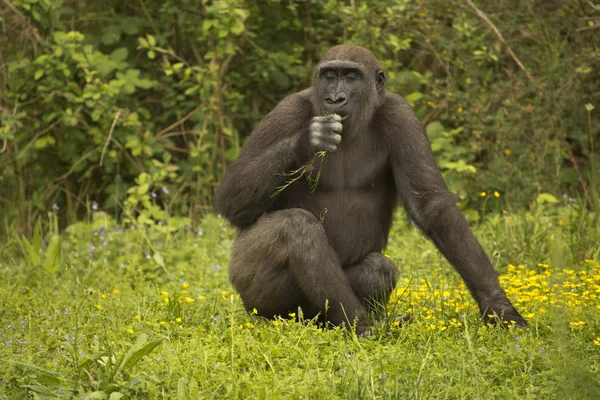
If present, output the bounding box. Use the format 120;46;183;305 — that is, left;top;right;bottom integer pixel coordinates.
314;45;386;127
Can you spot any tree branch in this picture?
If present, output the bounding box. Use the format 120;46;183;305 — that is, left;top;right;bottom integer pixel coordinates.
466;0;532;81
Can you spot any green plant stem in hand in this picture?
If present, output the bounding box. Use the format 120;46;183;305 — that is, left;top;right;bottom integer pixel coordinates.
270;112;340;197
270;151;327;198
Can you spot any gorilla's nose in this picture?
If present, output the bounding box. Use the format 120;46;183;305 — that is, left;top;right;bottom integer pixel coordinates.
326;92;348;107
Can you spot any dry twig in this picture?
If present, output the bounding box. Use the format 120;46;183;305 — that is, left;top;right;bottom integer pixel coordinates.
465;0;532;81
100;108;123;167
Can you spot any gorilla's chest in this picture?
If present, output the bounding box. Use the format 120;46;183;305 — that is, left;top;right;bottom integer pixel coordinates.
315;138;389;191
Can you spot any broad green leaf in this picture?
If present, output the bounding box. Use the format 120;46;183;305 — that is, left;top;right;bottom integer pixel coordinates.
426;121;445;138
44;234;62;272
153;252;165;267
18;236;40;266
536;193;559;205
84;391;108;399
116;333;164;375
110;47;129;62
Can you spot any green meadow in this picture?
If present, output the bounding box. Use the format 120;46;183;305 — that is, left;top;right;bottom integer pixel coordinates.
1;201;599;399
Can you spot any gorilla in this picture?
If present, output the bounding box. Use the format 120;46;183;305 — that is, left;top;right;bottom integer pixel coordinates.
215;44;527;334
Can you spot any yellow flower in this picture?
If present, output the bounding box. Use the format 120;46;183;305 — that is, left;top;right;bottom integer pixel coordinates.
135;314;141;320
251;308;258;315
457;107;463;113
181;290;188;294
184;297;195;303
112;289;120;295
159;321;166;325
569;321;585;327
504;149;511;156
593;338;600;346
160;291;168;297
127;329;134;334
480;192;487;197
288;312;296;318
246;322;255;329
494;191;500;198
95;304;103;310
199;295;206;301
384;254;391;259
164;297;169;304
101;294;108;299
175;317;182;323
182;282;190;289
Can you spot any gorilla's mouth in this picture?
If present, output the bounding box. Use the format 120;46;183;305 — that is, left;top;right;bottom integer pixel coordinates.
322;107;351;119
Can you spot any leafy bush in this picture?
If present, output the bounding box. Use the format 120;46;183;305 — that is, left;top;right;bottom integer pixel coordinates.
1;0;598;232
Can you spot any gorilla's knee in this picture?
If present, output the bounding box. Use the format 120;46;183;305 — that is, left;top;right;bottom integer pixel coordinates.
263;208;325;245
365;253;398;285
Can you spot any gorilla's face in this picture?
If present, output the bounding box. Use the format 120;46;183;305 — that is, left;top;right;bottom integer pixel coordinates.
317;61;367;118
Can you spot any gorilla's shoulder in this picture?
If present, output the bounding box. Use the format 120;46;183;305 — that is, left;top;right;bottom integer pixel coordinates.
279;88;313;105
380;91;412;110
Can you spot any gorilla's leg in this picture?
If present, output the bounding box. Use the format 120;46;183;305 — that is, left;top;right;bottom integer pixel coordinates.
229;208;367;329
344;253;397;312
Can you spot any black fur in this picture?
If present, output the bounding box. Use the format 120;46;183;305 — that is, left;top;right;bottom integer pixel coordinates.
215;45;527;333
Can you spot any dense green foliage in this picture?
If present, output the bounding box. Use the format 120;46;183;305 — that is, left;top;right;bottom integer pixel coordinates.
0;200;599;398
1;0;598;232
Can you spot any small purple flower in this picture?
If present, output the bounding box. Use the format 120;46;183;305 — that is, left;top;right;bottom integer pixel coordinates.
52;204;60;211
151;192;157;198
92;202;98;210
162;187;169;194
381;373;387;380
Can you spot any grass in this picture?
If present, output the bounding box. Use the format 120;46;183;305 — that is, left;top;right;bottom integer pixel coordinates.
0;202;599;399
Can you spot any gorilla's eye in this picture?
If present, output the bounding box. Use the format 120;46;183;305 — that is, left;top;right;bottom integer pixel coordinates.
344;73;359;83
324;72;337;82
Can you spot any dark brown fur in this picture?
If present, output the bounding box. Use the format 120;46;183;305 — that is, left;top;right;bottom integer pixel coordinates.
215;45;526;333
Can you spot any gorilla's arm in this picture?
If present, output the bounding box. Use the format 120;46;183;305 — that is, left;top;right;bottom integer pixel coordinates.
214;92;313;228
380;94;526;325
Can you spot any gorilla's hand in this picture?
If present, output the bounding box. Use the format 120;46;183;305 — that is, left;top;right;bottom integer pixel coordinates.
309;114;343;153
482;294;528;328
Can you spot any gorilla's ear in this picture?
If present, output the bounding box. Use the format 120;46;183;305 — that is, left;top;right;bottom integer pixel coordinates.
376;69;386;92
